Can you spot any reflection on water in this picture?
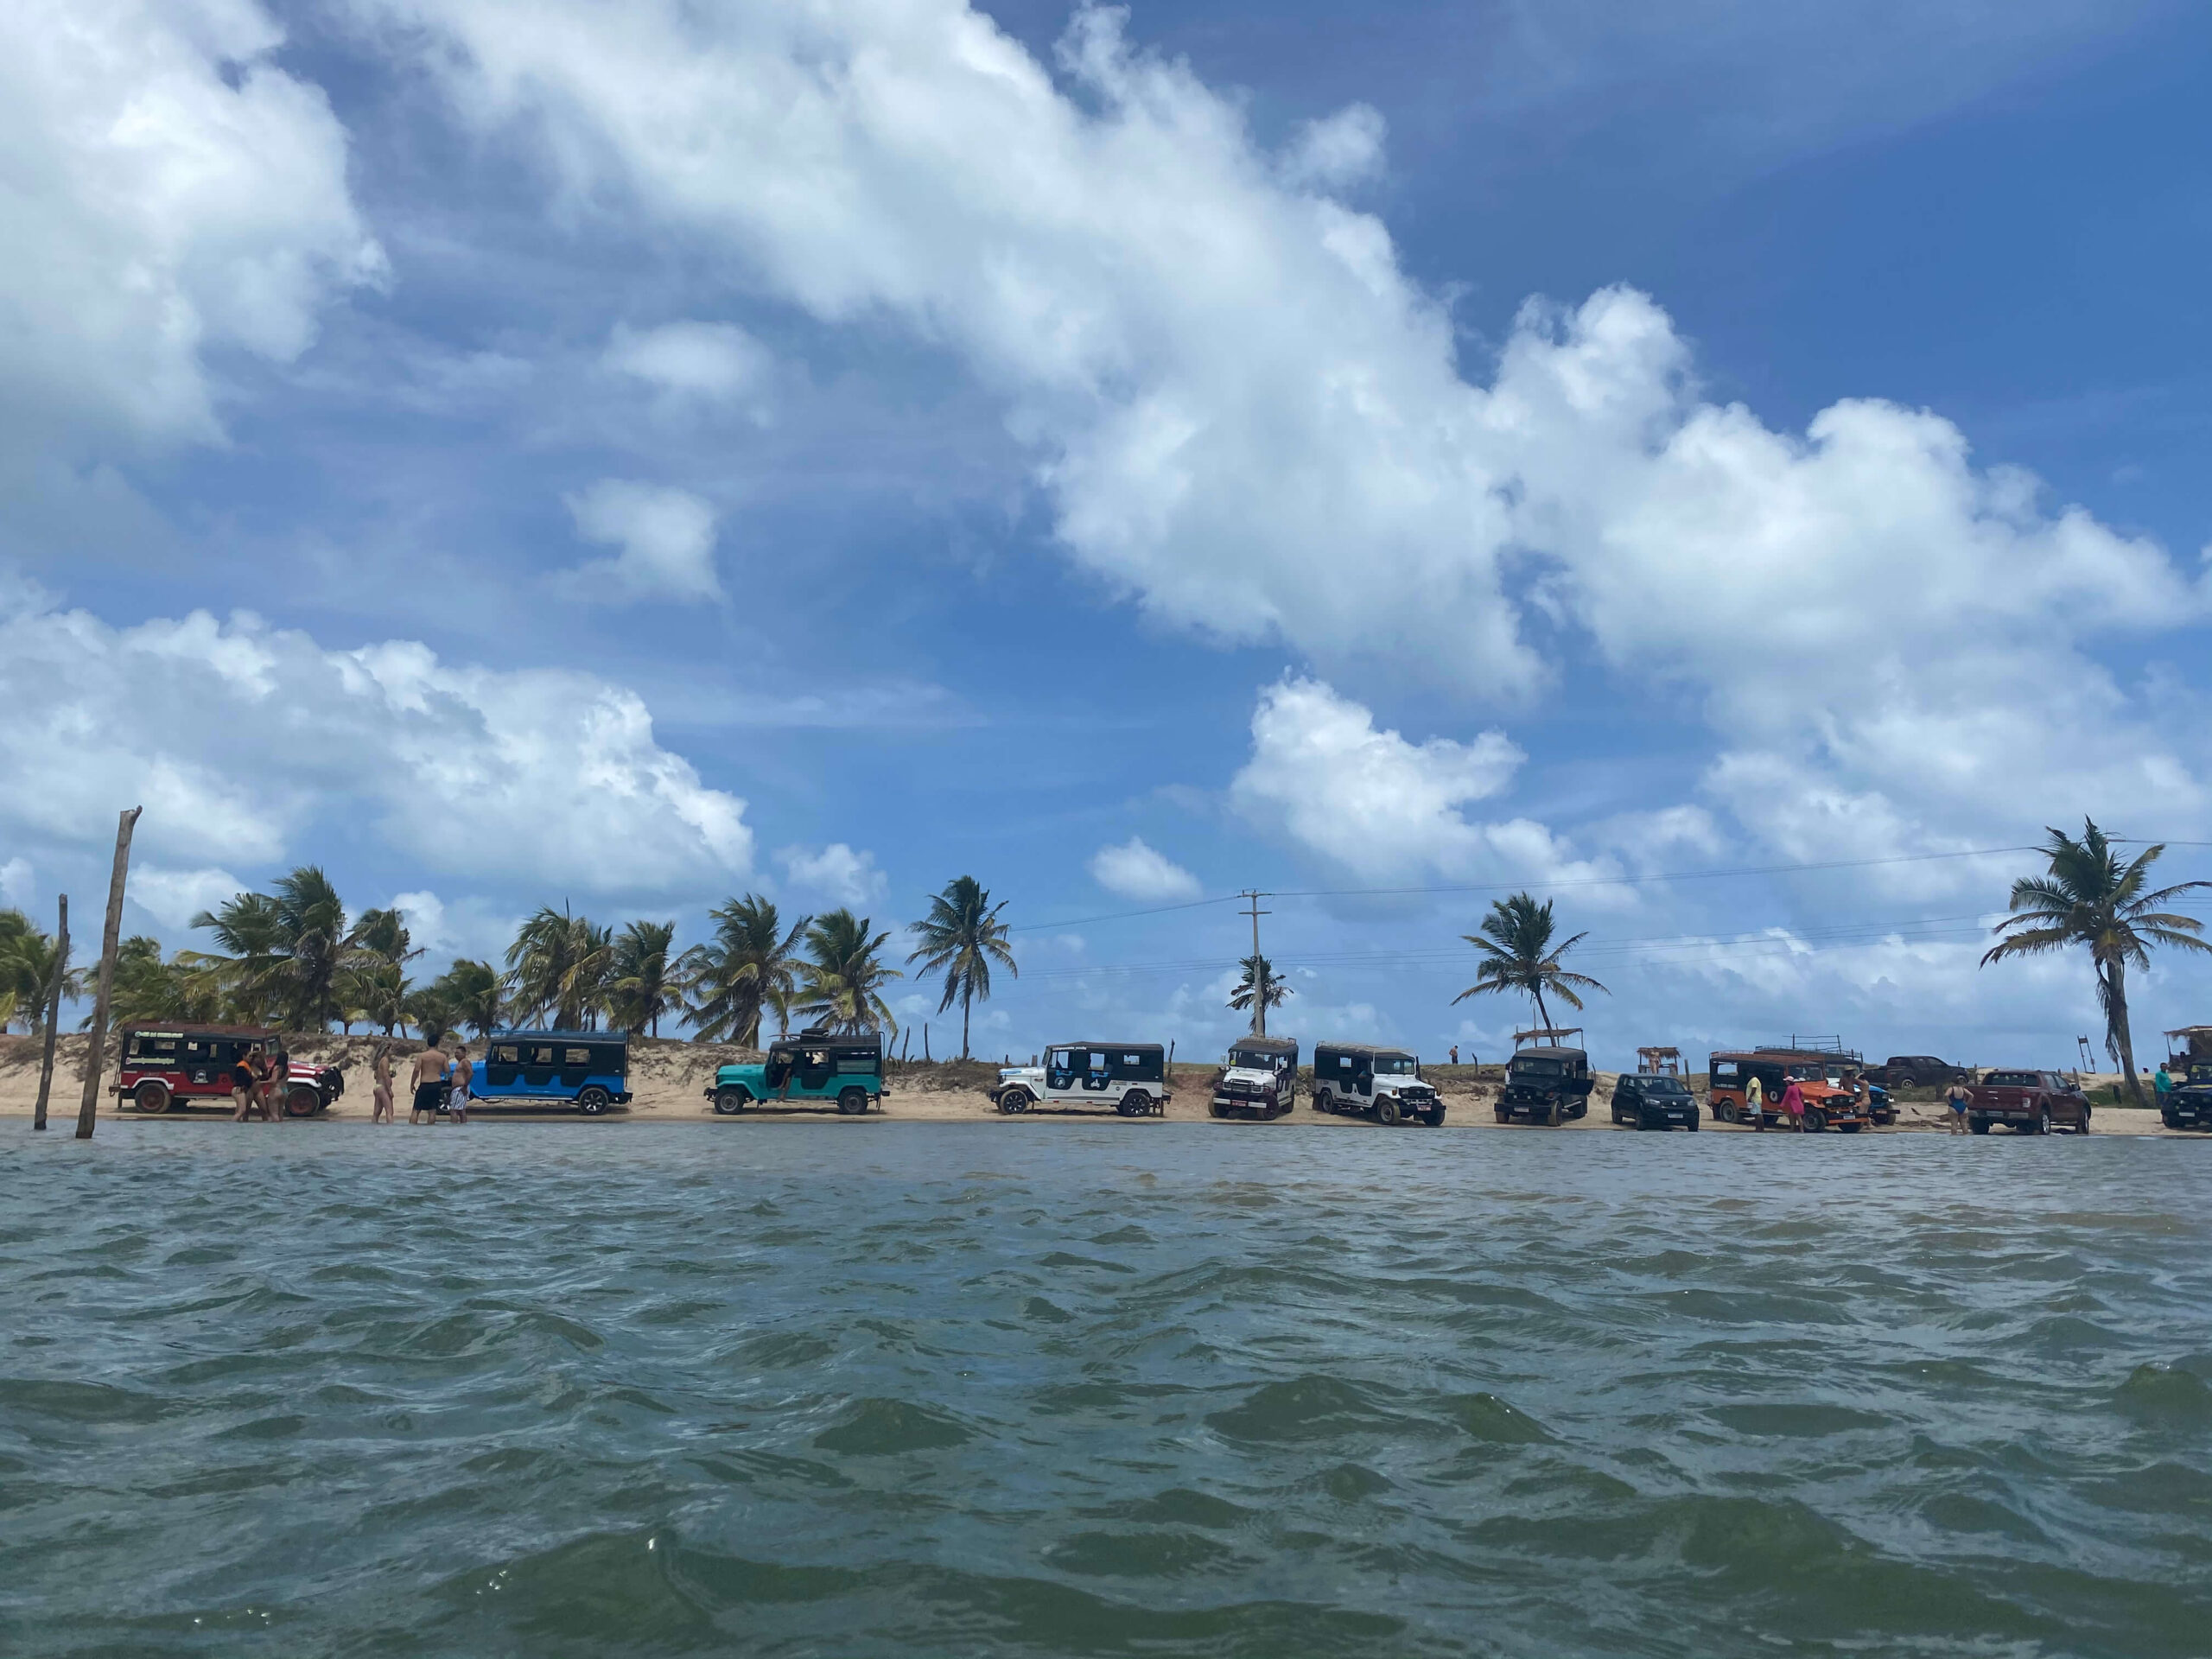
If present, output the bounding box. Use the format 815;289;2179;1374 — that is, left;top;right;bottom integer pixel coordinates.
2;1125;2209;1656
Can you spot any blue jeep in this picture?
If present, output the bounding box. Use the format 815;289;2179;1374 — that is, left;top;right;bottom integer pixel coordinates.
473;1030;632;1115
707;1029;887;1116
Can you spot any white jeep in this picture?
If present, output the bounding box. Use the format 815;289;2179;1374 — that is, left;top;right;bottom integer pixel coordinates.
1312;1041;1444;1127
994;1042;1169;1117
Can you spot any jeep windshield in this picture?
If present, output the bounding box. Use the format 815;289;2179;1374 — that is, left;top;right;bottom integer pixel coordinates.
1229;1050;1287;1073
2188;1065;2212;1084
1376;1057;1417;1076
1637;1077;1691;1096
1511;1058;1562;1077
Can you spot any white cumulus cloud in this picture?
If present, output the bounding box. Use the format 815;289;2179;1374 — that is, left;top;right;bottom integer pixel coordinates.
777;842;887;908
563;479;723;601
604;320;776;420
1230;677;1621;891
0;0;381;454
129;866;248;931
1089;836;1201;902
0;582;753;893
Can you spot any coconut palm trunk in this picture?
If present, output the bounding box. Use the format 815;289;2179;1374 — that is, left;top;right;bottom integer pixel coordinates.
2107;960;2144;1106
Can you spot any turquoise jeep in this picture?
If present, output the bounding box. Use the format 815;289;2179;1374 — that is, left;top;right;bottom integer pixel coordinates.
707;1028;887;1116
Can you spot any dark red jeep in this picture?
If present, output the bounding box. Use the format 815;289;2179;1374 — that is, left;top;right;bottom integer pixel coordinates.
116;1026;344;1118
1965;1070;2091;1136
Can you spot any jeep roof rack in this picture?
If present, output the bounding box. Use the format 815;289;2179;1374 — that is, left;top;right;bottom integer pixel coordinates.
1514;1027;1584;1050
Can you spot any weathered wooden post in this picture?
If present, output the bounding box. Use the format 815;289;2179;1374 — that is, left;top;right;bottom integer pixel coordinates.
32;894;67;1131
75;807;142;1141
922;1022;931;1063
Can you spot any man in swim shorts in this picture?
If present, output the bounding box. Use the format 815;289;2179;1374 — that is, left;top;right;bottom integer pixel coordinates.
409;1039;450;1125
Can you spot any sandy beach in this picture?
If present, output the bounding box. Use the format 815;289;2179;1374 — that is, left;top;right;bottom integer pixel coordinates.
0;1034;2190;1136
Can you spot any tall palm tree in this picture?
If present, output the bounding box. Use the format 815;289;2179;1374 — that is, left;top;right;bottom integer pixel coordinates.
1452;892;1608;1036
1982;819;2211;1106
906;876;1016;1060
610;920;678;1036
270;866;352;1029
190;890;288;1022
0;911;79;1033
797;909;902;1036
505;906;613;1029
435;958;505;1037
1228;952;1291;1036
340;958;410;1036
679;895;808;1046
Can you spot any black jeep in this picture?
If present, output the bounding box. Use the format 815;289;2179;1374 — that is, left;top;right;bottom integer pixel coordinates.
1496;1047;1592;1126
2164;1062;2212;1131
1610;1071;1700;1131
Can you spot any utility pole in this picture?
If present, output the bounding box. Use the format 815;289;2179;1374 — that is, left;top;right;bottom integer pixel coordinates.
1238;890;1272;1037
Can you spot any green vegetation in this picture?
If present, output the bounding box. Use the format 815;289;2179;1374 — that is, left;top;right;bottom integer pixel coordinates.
797;909;902;1036
1452;892;1608;1036
1228;952;1290;1036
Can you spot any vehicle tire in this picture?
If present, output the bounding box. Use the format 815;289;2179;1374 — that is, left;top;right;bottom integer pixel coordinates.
134;1080;172;1115
1633;1113;1649;1131
1119;1090;1152;1118
1375;1096;1400;1127
283;1084;322;1118
998;1088;1031;1115
1837;1121;1861;1134
577;1085;611;1116
1546;1099;1562;1128
1803;1108;1826;1133
837;1087;868;1116
714;1086;751;1115
1315;1089;1334;1115
1495;1106;1509;1123
2031;1107;2050;1136
2161;1109;2178;1130
2075;1112;2091;1135
1687;1114;1699;1131
1969;1116;1990;1135
1423;1106;1445;1127
1209;1099;1226;1119
1893;1072;1918;1090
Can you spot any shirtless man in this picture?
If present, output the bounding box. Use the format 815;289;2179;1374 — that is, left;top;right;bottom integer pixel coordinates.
409;1038;450;1125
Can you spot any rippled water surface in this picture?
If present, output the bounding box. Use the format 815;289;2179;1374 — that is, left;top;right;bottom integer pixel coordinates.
3;1125;2210;1657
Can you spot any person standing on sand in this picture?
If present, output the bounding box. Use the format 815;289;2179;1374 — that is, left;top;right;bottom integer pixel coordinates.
408;1039;448;1125
1450;1045;1459;1065
1943;1076;1973;1135
1779;1076;1806;1130
446;1044;471;1126
2154;1062;2174;1110
268;1035;290;1122
372;1045;395;1124
232;1043;264;1121
1745;1073;1766;1129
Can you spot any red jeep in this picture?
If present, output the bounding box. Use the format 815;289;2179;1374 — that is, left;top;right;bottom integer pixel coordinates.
116;1026;344;1118
1964;1070;2091;1136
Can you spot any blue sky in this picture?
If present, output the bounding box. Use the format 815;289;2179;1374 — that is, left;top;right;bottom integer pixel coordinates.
4;0;2209;1067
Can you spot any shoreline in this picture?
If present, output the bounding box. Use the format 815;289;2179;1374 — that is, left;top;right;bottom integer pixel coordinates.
3;1035;2195;1136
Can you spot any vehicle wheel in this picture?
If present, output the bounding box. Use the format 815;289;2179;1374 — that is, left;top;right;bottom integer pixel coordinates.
838;1088;868;1116
1546;1099;1562;1128
577;1086;611;1116
2075;1112;2091;1135
1687;1114;1699;1131
1209;1099;1226;1118
283;1084;322;1118
1837;1121;1861;1134
134;1080;172;1115
1893;1072;1918;1090
1119;1090;1152;1118
1423;1107;1445;1127
1803;1108;1826;1133
1969;1116;1990;1135
714;1086;751;1115
2032;1107;2051;1136
998;1088;1031;1114
1315;1090;1334;1115
1375;1096;1400;1127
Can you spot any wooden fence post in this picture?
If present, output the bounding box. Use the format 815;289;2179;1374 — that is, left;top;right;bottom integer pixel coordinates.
32;894;67;1132
75;808;142;1141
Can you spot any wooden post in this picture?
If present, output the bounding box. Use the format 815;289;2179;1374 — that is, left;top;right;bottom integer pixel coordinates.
32;895;67;1131
75;808;142;1141
922;1023;931;1063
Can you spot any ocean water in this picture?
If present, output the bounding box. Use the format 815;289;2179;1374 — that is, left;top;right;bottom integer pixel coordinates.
2;1124;2209;1658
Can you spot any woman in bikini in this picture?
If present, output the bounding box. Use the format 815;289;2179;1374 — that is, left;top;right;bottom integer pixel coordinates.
372;1045;396;1124
232;1043;263;1121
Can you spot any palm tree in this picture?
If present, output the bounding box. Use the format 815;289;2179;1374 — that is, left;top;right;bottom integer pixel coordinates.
340;958;410;1036
189;890;287;1022
435;958;505;1037
797;909;902;1036
610;920;678;1036
679;895;808;1046
1228;952;1292;1036
0;912;79;1033
906;876;1016;1060
505;906;613;1029
1452;892;1608;1035
270;866;352;1029
1982;819;2212;1106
